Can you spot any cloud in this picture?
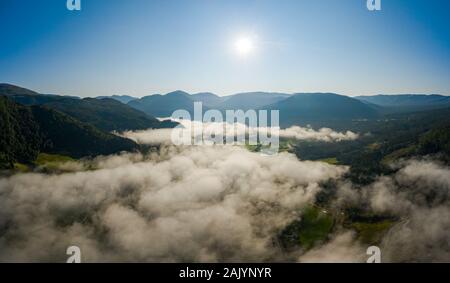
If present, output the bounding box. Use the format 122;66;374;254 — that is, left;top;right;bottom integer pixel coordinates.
331;159;450;263
279;126;359;142
121;120;358;145
0;146;347;262
298;232;366;263
121;129;174;145
373;160;450;262
1;142;448;263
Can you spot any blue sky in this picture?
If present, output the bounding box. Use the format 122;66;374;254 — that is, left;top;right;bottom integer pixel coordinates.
0;0;449;97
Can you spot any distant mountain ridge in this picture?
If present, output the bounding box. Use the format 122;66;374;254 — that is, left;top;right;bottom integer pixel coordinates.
127;91;291;117
355;94;450;113
127;91;380;126
265;93;379;127
126;90;450;127
190;92;226;107
356;94;450;107
3;83;450;131
0;84;176;131
128;90;198;117
217;92;290;111
96;95;138;104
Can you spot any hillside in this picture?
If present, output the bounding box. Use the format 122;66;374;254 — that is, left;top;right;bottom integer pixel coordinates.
190;92;224;107
290;106;450;184
265;93;379;127
0;96;42;168
0;83;64;105
217;92;290;111
127;91;290;117
44;97;176;132
0;96;139;168
356;94;450;113
96;95;138;104
31;105;138;158
0;84;176;131
128;91;382;124
0;83;40;96
128;90;198;117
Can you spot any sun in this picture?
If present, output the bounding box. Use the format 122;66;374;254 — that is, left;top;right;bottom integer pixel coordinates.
234;37;254;56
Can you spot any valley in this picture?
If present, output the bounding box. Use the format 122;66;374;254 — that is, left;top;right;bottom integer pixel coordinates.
1;83;449;262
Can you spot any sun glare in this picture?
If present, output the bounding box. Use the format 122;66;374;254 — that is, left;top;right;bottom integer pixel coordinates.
234;37;254;56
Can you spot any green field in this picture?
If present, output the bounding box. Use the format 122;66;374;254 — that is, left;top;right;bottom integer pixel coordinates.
318;157;339;165
351;220;395;245
13;163;30;172
279;206;335;251
34;153;75;170
35;153;74;164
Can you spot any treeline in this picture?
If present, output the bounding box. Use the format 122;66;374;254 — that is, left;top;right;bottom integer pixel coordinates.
0;96;41;168
0;96;138;169
292;107;450;184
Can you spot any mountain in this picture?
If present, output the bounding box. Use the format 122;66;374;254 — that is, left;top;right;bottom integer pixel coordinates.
0;96;41;168
0;96;138;168
96;95;138;104
128;90;198;117
0;83;63;105
1;84;176;131
31;105;138;158
265;93;380;127
127;91;290;117
217;92;290;111
43;97;176;132
355;94;450;113
0;83;40;96
190;92;224;107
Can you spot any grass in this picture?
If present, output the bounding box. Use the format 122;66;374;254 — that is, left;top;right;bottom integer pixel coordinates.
298;206;335;249
351;220;395;245
381;145;416;165
13;163;30;172
34;153;75;170
279;206;335;251
318;157;339;165
35;153;74;165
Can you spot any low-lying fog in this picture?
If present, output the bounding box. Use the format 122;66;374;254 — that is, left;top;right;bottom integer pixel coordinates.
0;126;449;262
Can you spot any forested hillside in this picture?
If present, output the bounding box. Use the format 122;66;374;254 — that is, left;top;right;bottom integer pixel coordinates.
0;96;41;168
0;84;176;132
0;97;138;168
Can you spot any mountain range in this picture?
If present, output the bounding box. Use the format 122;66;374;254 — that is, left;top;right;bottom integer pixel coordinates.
266;93;379;127
4;84;449;127
0;84;176;131
96;95;138;104
355;94;450;113
2;83;449;167
128;90;197;117
124;91;449;127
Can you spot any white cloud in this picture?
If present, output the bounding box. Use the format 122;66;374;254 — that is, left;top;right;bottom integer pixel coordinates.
0;146;347;262
121;120;358;145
